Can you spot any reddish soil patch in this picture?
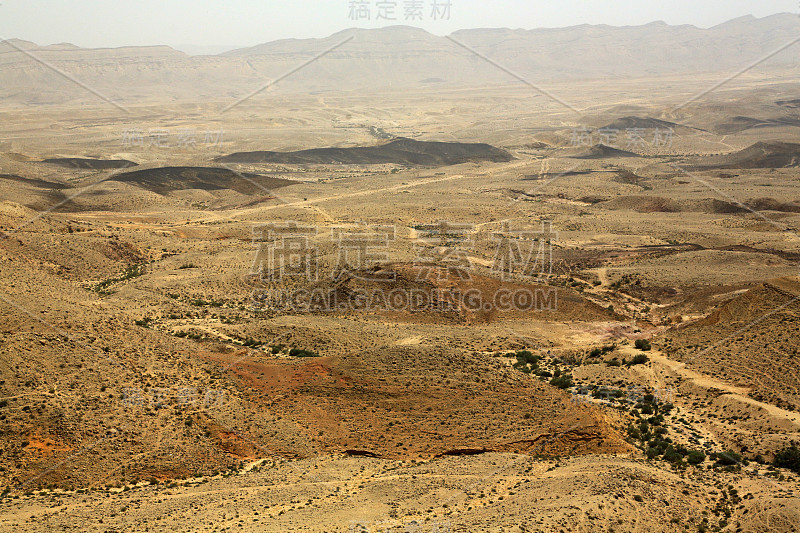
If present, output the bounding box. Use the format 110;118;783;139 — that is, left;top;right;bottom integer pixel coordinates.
199;345;631;461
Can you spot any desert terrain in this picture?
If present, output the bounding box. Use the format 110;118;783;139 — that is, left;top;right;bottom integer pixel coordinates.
1;14;800;532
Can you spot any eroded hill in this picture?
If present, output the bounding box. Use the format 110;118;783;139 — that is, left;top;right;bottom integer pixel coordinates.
214;138;514;166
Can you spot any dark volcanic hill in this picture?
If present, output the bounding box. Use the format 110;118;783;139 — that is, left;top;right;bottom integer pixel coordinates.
711;116;800;134
571;144;639;159
0;173;67;189
0;174;70;211
108;167;296;195
597;116;687;131
776;98;800;108
42;158;138;170
214;138;514;166
694;141;800;169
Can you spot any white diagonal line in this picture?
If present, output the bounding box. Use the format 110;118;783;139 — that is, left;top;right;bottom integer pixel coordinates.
673;35;800;112
0;37;130;113
525;164;582;196
222;36;354;113
661;172;800;370
664;165;799;370
0;293;125;368
216;162;337;222
220;331;292;372
12;430;118;493
4;165;135;235
479;163;580;233
216;162;288;198
670;163;800;240
445;35;581;115
679;293;800;368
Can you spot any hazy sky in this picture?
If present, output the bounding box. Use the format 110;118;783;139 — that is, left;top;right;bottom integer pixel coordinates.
0;0;797;52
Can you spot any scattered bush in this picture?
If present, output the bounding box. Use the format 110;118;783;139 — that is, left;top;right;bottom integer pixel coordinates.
288;348;319;358
714;451;742;466
512;350;541;373
626;354;649;366
687;450;706;465
549;374;573;389
663;446;683;463
774;445;800;473
134;318;152;328
634;339;652;351
94;263;145;294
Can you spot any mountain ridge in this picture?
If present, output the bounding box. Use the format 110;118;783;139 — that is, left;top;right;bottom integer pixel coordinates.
2;14;798;105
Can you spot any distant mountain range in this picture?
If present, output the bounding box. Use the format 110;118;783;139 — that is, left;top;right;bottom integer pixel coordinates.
1;14;798;106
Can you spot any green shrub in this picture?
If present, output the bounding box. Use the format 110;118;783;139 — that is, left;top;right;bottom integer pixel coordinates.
687;450;706;465
634;339;652;351
715;451;742;466
627;354;649;366
289;348;319;358
549;375;573;389
774;445;800;473
663;446;683;463
94;263;145;294
515;350;541;366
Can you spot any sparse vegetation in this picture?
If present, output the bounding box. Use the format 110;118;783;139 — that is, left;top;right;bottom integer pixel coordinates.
550;374;573;389
5;18;800;530
634;339;651;351
773;445;800;473
94;263;145;294
626;354;649;366
288;348;319;358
